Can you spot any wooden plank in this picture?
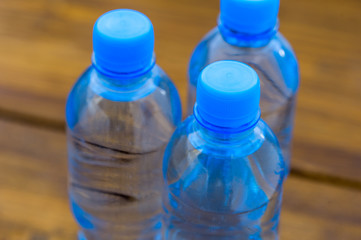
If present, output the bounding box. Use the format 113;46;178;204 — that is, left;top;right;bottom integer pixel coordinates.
281;177;361;240
0;120;76;239
0;120;360;239
0;0;360;181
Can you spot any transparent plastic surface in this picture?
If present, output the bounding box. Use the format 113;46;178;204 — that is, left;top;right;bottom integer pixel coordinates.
163;116;285;240
188;27;299;171
66;65;182;240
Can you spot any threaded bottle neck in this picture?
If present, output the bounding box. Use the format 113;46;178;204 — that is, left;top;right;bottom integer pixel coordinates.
218;17;279;48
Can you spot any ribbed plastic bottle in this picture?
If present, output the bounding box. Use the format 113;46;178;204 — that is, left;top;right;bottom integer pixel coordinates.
164;61;285;239
66;9;182;240
188;0;299;173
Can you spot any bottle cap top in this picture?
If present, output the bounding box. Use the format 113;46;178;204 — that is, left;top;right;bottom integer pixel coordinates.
195;61;260;130
93;9;155;74
220;0;280;34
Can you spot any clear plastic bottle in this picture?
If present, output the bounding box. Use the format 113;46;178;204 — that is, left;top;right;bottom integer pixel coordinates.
188;0;299;173
66;9;182;240
164;61;285;239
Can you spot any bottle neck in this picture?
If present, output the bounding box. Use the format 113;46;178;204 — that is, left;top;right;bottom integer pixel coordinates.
189;116;265;156
195;120;255;144
92;66;150;89
92;53;156;82
192;106;261;148
193;104;261;135
90;64;158;102
217;17;279;48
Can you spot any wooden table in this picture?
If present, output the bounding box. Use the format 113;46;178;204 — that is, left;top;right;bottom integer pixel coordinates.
0;0;360;239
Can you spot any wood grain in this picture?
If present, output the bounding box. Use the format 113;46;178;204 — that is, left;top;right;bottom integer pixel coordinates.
0;120;360;239
0;120;76;239
0;1;360;185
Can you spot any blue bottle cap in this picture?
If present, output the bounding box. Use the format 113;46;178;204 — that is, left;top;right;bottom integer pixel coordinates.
92;9;155;75
195;61;260;131
220;0;280;34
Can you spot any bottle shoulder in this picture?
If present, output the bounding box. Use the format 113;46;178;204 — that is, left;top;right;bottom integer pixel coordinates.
163;116;285;213
164;116;284;170
69;65;178;101
189;28;299;92
192;27;297;61
66;65;182;148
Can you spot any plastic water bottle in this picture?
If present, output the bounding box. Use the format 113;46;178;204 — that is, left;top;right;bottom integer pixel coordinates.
188;0;299;173
164;61;285;239
66;9;182;240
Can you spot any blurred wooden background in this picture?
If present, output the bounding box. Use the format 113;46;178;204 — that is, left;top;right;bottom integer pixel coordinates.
0;0;360;239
